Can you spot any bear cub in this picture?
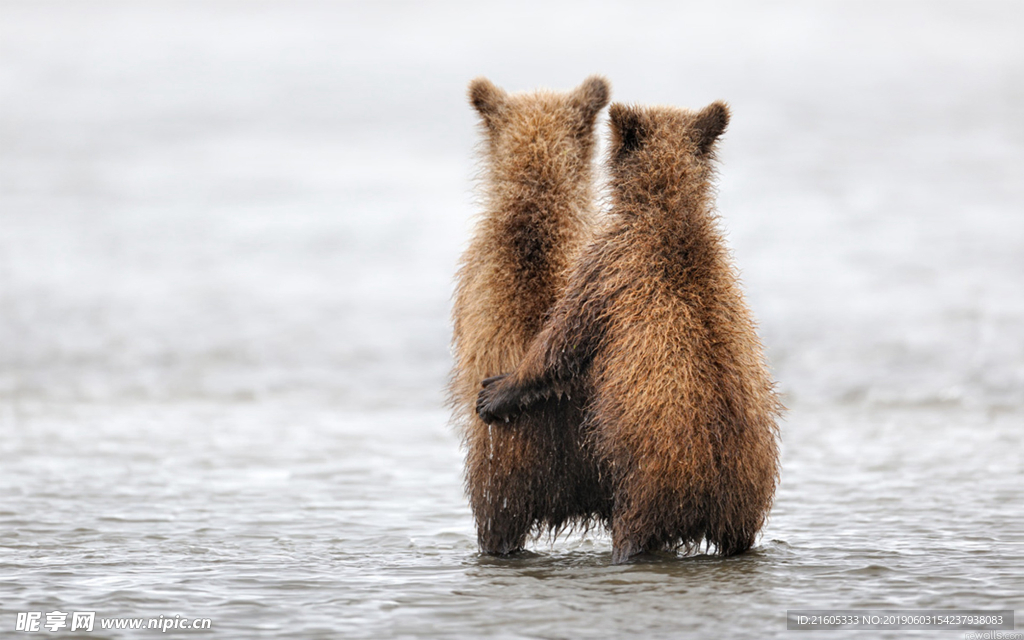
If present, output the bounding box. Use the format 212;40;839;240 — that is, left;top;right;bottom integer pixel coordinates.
450;76;613;555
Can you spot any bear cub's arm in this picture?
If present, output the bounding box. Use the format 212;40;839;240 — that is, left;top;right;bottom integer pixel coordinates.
475;342;578;425
475;373;557;424
476;255;612;425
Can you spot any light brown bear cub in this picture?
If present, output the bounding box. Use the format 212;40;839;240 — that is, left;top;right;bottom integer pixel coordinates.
477;102;782;563
451;76;612;555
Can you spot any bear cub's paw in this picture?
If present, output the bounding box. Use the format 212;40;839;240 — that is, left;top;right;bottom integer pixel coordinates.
476;374;522;424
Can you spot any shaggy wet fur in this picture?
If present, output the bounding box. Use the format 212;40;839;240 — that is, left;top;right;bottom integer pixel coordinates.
477;102;782;563
450;76;613;554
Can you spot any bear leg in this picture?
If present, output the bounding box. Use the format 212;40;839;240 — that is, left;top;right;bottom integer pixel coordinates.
609;499;649;564
610;535;644;564
471;482;534;556
465;443;539;556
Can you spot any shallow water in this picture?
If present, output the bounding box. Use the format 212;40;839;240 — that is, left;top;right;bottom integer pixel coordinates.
2;1;1023;638
3;403;1021;638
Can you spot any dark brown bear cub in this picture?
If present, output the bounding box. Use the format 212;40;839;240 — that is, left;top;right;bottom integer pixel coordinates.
477;102;782;563
450;76;612;555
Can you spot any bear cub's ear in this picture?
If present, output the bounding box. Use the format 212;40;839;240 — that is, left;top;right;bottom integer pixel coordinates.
468;77;508;125
691;101;730;155
571;75;611;120
608;103;647;158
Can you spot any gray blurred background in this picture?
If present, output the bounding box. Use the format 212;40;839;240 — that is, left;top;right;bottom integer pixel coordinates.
2;1;1021;414
1;3;1022;637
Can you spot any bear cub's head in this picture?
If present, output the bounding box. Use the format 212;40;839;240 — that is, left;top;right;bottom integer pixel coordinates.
468;76;611;185
607;101;730;184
